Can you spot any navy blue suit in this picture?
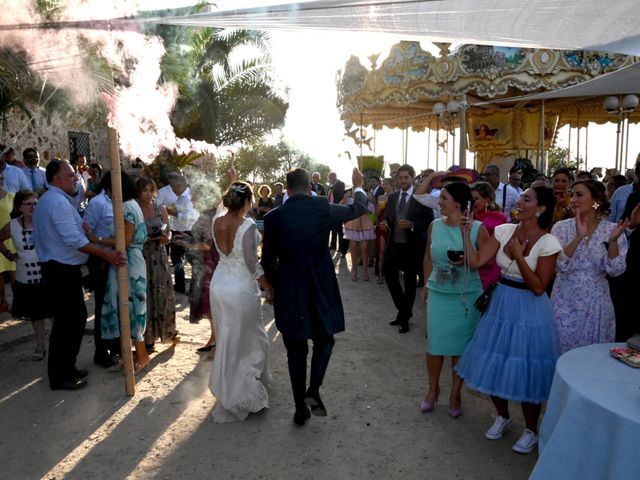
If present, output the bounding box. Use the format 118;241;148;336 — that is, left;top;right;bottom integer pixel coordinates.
262;190;367;410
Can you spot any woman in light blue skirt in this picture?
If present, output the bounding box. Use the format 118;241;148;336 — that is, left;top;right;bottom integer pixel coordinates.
457;186;562;454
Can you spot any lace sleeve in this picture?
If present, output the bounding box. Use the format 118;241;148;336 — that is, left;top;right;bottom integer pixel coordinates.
242;222;264;279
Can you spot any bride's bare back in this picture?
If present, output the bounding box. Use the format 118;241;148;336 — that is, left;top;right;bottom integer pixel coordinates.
213;214;244;256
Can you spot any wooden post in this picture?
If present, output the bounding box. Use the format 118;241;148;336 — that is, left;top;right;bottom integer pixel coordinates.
107;127;135;396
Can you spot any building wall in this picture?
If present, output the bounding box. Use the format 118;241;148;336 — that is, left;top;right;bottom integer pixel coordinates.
1;108;109;167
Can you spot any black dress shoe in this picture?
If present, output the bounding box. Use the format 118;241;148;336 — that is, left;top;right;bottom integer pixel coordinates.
399;325;410;334
304;394;328;417
51;379;88;391
293;406;311;426
389;319;402;326
72;369;89;379
196;343;216;352
94;355;116;368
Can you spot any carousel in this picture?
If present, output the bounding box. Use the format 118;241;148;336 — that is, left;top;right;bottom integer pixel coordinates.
337;42;640;177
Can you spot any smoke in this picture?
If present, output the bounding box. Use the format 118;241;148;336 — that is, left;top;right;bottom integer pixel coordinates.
0;0;217;163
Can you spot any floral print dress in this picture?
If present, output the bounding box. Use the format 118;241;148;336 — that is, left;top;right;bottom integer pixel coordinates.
550;219;627;353
101;200;148;342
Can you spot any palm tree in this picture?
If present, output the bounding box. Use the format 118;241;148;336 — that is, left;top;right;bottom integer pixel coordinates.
160;26;289;147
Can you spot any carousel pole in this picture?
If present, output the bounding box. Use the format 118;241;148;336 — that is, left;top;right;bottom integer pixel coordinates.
459;94;467;168
107;127;136;396
538;103;544;171
576;109;581;168
619;112;626;173
614;115;621;173
435;117;440;171
540;100;547;174
427;121;431;169
624;112;631;171
585;124;589;171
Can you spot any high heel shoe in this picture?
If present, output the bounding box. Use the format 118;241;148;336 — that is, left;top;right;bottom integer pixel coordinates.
420;388;440;412
448;407;463;419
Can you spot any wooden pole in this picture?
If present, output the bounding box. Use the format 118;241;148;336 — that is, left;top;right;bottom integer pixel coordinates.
107;127;135;396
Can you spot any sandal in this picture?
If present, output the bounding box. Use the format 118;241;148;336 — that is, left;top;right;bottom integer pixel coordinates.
32;346;46;361
134;360;150;375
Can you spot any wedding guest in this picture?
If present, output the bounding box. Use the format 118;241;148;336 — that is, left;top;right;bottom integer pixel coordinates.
380;164;434;333
135;177;177;351
209;182;272;422
551;168;574;224
22;148;47;195
0;191;49;360
342;190;376;281
256;185;274;221
83;173;118;368
0;145;30;193
551;180;628;353
471;181;507;290
374;178;394;284
273;182;285;208
86;162;103;200
0;173;16;312
606;174;628;200
457;186;561;454
480;164;519;221
609;156;640;222
34;160;124;390
420;182;486;419
85;173;150;374
612;194;640;340
175;179;221;354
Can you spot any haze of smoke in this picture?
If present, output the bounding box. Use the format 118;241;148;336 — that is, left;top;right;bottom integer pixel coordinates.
0;0;218;163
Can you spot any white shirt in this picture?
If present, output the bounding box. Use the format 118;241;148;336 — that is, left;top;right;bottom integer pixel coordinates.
156;185;198;231
413;188;441;218
496;182;520;222
282;190;317;203
2;164;30;193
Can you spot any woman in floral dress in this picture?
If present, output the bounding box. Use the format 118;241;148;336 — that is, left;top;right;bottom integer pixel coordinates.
550;179;628;353
135;177;176;350
85;173;150;373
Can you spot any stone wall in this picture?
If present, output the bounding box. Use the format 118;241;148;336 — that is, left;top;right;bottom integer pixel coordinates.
1;108;109;168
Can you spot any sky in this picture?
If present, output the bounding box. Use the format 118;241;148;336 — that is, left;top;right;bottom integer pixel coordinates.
140;0;640;181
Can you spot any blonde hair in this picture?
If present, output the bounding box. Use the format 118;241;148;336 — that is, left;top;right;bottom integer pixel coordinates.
471;181;500;211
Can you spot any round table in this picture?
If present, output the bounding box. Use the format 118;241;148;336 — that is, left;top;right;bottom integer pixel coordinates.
530;343;640;479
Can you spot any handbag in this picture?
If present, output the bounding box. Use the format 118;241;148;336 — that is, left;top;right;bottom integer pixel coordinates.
474;283;497;313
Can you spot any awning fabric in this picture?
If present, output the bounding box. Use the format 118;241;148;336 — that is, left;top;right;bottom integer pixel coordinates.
150;0;640;56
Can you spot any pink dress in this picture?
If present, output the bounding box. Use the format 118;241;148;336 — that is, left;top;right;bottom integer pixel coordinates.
475;210;507;290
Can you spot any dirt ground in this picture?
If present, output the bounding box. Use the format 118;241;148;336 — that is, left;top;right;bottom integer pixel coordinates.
0;255;538;479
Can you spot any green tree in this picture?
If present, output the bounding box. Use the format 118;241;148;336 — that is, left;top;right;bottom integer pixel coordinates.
547;145;583;175
215;140;321;191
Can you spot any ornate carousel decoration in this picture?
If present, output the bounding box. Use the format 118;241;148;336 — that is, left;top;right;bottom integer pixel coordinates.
337;42;639;171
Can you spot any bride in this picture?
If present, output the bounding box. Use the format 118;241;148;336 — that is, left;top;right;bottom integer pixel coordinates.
209;181;274;423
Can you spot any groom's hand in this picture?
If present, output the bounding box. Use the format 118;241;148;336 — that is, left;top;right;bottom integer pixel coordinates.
352;168;364;189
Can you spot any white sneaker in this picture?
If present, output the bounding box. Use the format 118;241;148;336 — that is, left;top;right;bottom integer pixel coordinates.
485;415;513;440
512;428;538;454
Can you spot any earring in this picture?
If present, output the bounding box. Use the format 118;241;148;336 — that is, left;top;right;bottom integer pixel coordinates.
535;211;541;218
592;202;600;210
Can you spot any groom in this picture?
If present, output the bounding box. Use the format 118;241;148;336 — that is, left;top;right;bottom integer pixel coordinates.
262;167;368;426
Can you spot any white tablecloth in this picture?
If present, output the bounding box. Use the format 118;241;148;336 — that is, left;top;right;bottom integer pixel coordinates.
530;343;640;479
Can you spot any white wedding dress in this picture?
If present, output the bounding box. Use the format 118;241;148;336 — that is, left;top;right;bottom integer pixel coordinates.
209;217;271;423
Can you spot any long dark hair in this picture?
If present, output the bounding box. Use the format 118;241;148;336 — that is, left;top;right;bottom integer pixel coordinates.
532;186;556;229
442;181;473;213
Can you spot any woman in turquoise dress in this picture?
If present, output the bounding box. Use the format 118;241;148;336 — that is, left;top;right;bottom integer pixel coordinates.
420;182;487;419
84;173;149;373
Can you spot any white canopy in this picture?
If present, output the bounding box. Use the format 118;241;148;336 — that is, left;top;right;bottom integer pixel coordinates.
152;0;640;56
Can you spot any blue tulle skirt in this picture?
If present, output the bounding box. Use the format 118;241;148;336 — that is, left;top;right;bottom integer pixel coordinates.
456;280;560;404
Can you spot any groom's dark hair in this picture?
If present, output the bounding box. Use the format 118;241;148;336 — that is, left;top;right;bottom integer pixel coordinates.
286;168;310;194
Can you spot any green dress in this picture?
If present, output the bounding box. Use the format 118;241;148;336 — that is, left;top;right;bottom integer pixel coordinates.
426;219;483;356
101;200;148;342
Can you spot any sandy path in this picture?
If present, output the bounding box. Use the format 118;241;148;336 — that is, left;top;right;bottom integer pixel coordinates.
0;256;536;479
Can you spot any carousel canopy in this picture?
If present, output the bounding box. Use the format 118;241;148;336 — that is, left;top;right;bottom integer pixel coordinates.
154;0;640;56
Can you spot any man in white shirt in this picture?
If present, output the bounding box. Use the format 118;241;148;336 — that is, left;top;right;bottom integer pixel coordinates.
156;173;198;293
22;148;47;195
481;164;519;222
508;170;524;195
